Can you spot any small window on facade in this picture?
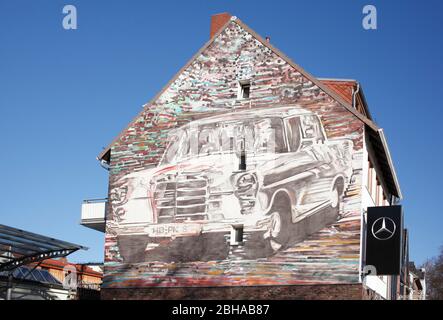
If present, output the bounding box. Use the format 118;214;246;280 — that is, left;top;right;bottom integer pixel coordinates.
371;169;377;200
383;194;388;206
230;225;244;245
376;180;381;206
238;80;251;99
381;189;385;206
368;161;373;195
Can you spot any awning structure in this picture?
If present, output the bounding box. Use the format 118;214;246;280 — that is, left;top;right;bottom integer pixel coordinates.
0;224;87;272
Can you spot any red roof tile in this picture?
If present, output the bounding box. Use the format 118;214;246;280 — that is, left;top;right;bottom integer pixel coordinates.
31;258;102;278
320;80;356;104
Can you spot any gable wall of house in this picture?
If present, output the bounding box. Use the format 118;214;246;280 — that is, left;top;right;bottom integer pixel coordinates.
103;20;365;292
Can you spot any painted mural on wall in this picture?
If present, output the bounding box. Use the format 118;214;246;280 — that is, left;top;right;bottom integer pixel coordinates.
103;19;364;288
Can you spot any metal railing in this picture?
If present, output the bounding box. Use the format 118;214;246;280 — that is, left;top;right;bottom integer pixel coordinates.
82;198;108;204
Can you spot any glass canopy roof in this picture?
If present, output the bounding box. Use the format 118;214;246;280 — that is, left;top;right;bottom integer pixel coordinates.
0;224;87;272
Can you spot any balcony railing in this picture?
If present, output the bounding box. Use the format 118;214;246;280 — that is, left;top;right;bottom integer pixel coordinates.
80;199;107;232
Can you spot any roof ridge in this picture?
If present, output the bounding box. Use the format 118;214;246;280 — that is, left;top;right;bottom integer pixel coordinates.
318;78;357;82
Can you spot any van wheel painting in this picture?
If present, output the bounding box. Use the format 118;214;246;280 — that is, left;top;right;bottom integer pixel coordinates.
264;196;292;253
330;186;340;210
330;179;344;213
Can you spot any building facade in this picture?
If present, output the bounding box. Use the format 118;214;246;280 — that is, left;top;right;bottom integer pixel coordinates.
82;13;404;299
0;259;102;300
38;258;102;291
0;265;70;300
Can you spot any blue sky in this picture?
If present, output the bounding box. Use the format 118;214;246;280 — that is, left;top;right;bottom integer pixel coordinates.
1;0;442;264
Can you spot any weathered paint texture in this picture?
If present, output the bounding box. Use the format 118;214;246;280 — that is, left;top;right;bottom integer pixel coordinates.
102;284;371;300
104;19;364;289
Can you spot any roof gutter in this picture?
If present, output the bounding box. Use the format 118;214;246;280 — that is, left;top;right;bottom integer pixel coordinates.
378;128;403;200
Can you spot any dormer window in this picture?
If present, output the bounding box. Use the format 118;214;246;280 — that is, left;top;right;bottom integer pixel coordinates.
238;80;250;99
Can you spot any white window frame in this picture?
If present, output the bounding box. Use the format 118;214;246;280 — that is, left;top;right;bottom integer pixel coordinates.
238;80;251;100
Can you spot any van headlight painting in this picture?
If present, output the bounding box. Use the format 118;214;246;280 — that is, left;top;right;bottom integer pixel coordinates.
233;172;258;214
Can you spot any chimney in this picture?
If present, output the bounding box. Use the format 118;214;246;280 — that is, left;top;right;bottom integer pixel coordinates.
210;12;232;39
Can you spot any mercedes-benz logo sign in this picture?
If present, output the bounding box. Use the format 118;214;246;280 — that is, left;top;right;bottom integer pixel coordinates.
371;217;396;240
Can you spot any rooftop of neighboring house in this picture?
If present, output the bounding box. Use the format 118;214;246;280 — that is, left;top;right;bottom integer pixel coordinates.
408;262;426;280
0;265;62;286
319;78;372;120
32;258;103;279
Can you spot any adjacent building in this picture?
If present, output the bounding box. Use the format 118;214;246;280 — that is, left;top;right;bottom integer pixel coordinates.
0;224;95;300
0;258;103;300
0;265;70;300
81;13;406;299
407;262;426;300
38;258;103;293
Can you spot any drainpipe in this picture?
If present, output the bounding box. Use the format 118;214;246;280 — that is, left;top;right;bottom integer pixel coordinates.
98;158;110;171
352;82;360;109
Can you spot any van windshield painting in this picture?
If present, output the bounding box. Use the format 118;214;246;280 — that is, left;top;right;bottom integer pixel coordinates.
161;117;286;165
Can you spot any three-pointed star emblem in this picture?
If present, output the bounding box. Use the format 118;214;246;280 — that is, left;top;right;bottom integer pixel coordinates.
371;217;396;240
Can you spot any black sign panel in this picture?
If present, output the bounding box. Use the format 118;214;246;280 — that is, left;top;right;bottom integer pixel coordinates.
365;205;403;275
